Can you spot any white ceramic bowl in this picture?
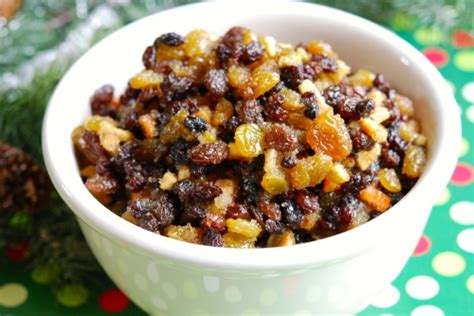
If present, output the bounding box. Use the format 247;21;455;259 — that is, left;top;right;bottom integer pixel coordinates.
42;1;461;315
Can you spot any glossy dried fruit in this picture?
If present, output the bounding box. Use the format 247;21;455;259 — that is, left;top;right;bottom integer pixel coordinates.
378;168;402;193
230;123;264;158
402;145;426;178
306;111;352;160
359;186;391;212
289;154;333;189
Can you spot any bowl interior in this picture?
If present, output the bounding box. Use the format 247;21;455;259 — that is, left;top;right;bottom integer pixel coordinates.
43;1;459;269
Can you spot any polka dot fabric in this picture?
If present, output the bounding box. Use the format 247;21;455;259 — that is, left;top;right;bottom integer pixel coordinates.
361;20;474;316
1;10;473;316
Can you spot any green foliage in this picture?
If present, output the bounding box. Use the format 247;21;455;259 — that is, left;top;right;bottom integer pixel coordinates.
308;0;473;32
0;68;64;164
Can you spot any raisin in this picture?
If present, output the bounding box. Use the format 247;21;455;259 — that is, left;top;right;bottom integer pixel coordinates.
280;65;304;90
161;74;193;102
236;99;264;125
169;139;190;166
128;193;175;230
174;180;193;203
264;124;298;152
123;159;146;192
189;141;229;165
226;203;251;220
120;109;141;136
318;192;341;209
202;212;226;231
85;173;119;196
323;85;345;108
181;205;206;225
223;27;245;45
155;32;185;47
230;42;244;62
294;190;319;214
142;46;156;69
373;73;390;94
203;69;228;97
249;205;265;227
75;130;109;163
355;99;375;118
258;200;281;220
189;182;222;202
380;145;401;168
264;219;284;234
263;93;288;122
387;123;408;155
119;84;140;106
138;213;160;232
280;200;303;229
321;57;338;72
242;41;263;64
90;84;116;117
202;229;224;247
235;158;264;204
281;153;297;168
345;171;373;193
184;115;208;133
350;128;375;151
137;87;158;104
216;43;232;65
301;92;319;119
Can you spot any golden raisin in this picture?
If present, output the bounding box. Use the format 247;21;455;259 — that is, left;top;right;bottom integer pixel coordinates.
289;154;333;189
306;111;352;160
232;123;264;158
378;168;402;193
402;145;426;178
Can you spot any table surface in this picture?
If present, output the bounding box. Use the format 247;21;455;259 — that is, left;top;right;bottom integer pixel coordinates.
1;7;473;316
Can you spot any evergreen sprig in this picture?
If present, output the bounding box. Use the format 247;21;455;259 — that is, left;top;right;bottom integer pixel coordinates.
0;68;64;164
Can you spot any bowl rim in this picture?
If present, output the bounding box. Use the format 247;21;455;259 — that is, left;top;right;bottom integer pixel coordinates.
42;1;461;269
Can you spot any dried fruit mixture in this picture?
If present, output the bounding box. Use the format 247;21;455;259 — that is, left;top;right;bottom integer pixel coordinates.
73;27;427;248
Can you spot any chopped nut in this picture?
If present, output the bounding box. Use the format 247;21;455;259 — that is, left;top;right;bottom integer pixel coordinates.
370;106;391;123
159;171;178;190
360;117;388;143
165;224;201;244
177;165;191;181
267;230;296;247
356;143;381;171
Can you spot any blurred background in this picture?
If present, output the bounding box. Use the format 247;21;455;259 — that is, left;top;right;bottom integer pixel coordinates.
0;0;473;315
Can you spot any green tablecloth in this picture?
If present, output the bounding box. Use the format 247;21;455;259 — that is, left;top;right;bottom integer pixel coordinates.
1;9;473;316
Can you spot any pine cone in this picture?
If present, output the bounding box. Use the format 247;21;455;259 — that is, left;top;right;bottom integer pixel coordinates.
0;142;51;212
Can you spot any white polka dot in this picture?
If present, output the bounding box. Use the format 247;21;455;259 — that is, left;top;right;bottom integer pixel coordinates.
462;82;474;103
411;305;444;316
224;286;242;303
259;288;278;306
101;238;113;256
406;276;439;300
370;284;400;308
0;283;28;307
151;295;168;310
457;228;474;253
147;263;160;283
450;201;474;225
305;285;322;303
328;285;344;303
241;309;261;316
293;310;312;316
203;275;220;293
162;282;177;300
133;274;148;291
183;280;198;299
